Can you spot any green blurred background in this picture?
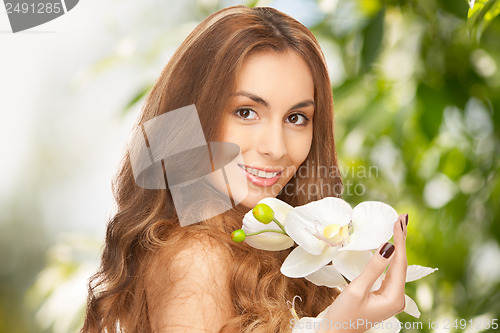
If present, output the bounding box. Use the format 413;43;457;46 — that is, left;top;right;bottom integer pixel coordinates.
0;0;499;332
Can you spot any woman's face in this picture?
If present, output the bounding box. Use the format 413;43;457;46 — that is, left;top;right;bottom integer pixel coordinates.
221;49;315;210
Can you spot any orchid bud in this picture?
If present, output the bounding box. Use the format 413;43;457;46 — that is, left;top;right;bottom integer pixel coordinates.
231;229;246;243
252;203;275;224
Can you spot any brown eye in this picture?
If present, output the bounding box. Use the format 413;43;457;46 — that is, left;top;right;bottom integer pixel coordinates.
235;108;257;120
286;113;308;125
288;114;299;123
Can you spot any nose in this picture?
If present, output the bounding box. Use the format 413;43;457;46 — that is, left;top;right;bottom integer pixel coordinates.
256;121;287;160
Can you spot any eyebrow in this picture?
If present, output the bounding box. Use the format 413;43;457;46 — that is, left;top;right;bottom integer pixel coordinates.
232;90;315;111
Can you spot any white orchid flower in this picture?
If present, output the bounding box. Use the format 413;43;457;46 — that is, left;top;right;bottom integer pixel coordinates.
281;197;399;278
279;197;437;319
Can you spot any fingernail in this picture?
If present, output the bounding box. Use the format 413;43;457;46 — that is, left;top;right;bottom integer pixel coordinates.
379;242;395;259
400;220;404;232
405;213;409;226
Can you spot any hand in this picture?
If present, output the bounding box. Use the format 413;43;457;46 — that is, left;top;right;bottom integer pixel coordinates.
317;214;408;333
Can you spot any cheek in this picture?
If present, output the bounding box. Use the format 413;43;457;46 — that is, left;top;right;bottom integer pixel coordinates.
220;120;243;146
220;119;256;154
286;130;313;167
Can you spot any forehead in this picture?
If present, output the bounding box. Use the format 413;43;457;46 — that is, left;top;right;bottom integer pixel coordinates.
234;49;315;101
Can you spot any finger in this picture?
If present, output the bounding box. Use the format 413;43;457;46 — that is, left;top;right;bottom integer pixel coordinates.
384;214;408;284
380;214;408;297
350;241;395;293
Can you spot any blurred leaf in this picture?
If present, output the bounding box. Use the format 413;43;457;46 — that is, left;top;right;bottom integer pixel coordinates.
122;84;153;116
359;0;382;16
416;84;447;140
442;149;467;180
468;0;500;41
360;9;385;73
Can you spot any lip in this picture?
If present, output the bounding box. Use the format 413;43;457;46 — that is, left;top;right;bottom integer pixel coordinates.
238;164;283;173
238;164;283;187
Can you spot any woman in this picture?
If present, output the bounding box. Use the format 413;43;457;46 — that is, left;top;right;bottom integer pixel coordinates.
82;5;408;333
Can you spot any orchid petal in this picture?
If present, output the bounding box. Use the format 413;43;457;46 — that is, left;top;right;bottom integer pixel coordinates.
406;265;438;283
365;316;401;333
305;265;347;288
243;232;295;251
371;275;384;292
404;295;421;318
281;245;338;278
341;201;398;251
285;197;352;255
332;250;372;282
242;197;294;251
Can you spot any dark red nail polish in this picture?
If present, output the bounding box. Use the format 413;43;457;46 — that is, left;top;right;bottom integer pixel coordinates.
400;220;404;232
405;213;409;226
380;242;395;258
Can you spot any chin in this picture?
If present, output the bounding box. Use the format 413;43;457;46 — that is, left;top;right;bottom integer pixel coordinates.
237;196;261;211
237;188;279;211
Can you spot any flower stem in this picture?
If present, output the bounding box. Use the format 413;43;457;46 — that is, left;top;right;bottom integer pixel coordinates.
272;218;287;233
246;229;288;236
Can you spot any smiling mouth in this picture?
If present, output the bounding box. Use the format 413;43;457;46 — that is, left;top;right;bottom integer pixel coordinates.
238;164;282;178
237;164;283;186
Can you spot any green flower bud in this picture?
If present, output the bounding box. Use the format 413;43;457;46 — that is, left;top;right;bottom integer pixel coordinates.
252;203;275;224
231;229;246;243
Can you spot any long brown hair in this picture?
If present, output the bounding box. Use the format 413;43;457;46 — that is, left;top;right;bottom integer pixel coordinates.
82;5;343;332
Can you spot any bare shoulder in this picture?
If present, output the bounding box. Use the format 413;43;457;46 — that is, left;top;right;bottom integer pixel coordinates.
145;234;235;332
169;234;233;279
